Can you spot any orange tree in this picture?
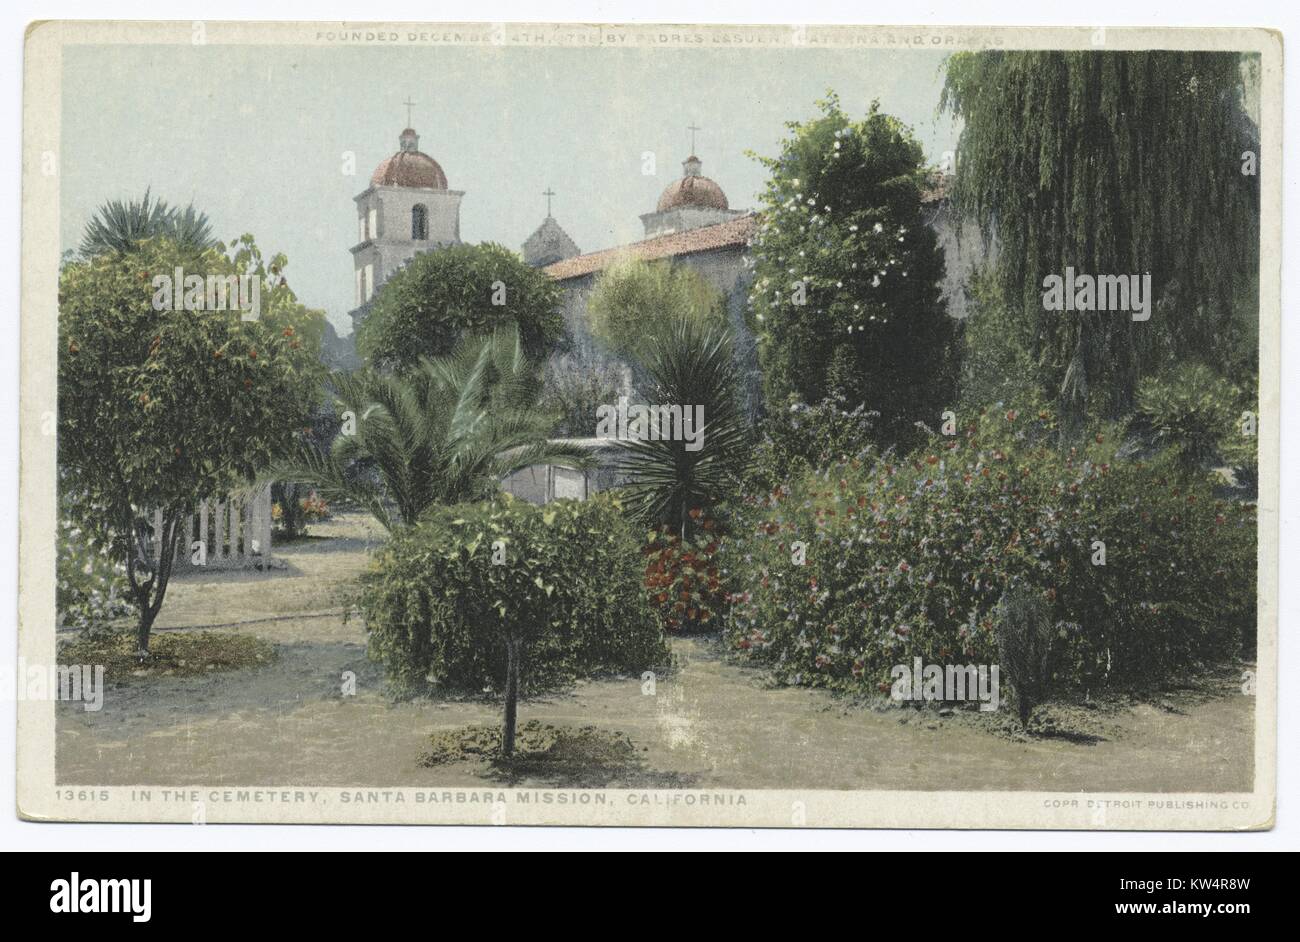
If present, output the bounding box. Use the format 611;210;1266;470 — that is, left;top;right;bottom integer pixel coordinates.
58;236;325;656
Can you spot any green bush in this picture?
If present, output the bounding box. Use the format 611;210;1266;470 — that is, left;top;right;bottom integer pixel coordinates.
359;494;670;698
1133;362;1247;470
616;317;749;534
586;259;726;367
720;400;1256;699
741;394;879;498
356;242;564;373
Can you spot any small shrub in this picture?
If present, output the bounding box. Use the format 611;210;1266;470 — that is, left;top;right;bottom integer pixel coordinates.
617;317;749;534
272;488;330;533
1133;362;1245;469
994;583;1053;725
59;630;275;678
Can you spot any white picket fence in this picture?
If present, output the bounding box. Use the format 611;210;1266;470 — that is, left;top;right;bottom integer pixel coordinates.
152;484;274;570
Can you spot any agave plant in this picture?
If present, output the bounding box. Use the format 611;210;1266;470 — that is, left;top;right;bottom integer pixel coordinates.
274;327;596;531
80;189;215;257
618;316;750;537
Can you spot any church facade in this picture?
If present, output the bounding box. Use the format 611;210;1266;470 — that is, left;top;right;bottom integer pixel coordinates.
346;126;976;418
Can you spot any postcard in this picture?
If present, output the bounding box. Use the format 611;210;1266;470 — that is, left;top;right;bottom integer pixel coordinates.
17;21;1280;827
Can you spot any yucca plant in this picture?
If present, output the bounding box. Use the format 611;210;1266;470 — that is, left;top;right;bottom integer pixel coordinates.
274;327;595;532
80;188;215;257
618;317;749;538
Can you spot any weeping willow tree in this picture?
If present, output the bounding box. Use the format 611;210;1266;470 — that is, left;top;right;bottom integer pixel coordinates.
941;51;1260;421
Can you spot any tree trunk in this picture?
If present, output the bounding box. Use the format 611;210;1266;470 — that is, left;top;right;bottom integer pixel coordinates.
502;635;520;757
126;507;181;660
135;605;159;660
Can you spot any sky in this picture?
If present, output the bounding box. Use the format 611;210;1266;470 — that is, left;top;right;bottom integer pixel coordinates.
61;43;959;335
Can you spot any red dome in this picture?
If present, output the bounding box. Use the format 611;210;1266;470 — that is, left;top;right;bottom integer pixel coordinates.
371;150;448;189
657;156;729;212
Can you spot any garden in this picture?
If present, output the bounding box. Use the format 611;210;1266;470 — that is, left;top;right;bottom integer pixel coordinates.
55;52;1260;789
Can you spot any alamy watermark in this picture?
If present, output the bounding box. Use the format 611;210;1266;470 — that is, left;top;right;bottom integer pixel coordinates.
595;396;705;451
1041;267;1151;322
890;657;1001;712
2;658;105;711
152;267;261;320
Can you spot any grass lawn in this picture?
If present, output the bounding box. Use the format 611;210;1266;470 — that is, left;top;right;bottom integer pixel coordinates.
56;513;1254;791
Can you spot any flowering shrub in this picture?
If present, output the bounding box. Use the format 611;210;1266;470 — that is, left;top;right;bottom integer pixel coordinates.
272;490;330;526
720;401;1256;697
57;510;133;636
299;490;330;521
746;93;956;448
643;513;727;632
742;394;879;498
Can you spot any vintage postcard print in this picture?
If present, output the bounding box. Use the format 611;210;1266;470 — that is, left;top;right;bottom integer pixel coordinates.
18;22;1280;828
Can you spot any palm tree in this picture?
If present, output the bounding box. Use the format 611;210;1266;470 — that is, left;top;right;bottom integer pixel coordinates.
275;328;596;531
618;316;750;537
80;189;215;257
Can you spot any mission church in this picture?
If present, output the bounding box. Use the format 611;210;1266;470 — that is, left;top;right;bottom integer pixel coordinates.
344;115;973;417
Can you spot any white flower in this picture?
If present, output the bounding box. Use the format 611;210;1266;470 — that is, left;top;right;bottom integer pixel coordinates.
873;223;884;233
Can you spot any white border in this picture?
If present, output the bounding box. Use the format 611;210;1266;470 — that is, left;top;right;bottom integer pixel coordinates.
2;0;1295;851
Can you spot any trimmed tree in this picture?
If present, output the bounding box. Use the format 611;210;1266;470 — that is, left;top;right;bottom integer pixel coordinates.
747;94;956;448
360;495;670;757
356;242;565;373
58;236;326;655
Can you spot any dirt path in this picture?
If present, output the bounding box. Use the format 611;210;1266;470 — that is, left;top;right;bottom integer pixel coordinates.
56;515;1254;791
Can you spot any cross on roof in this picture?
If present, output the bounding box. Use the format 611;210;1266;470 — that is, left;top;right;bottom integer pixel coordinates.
403;97;417;127
543;187;556;217
687;123;702;154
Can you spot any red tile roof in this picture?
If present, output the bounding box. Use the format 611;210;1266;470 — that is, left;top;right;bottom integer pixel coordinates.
543;214;758;281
